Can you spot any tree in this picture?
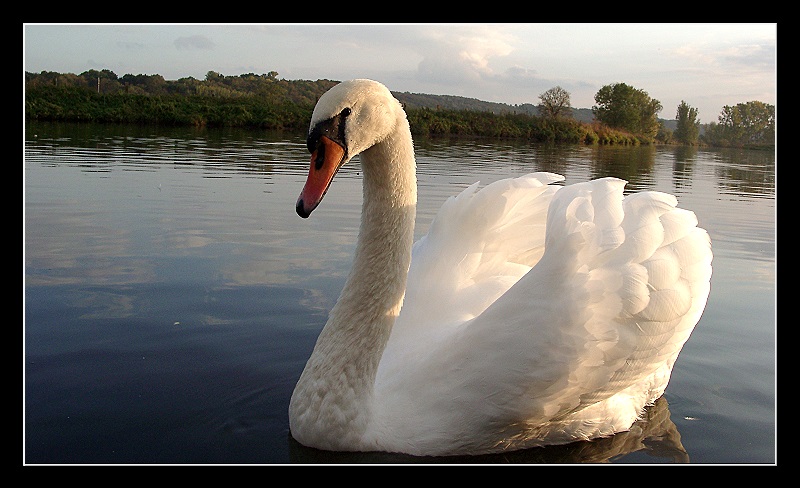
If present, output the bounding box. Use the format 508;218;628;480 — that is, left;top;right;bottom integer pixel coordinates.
674;101;700;145
205;71;224;82
592;83;662;140
720;101;774;145
120;73;167;95
703;101;775;147
538;86;572;119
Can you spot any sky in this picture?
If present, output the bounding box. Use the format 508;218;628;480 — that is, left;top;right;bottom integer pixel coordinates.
23;23;776;123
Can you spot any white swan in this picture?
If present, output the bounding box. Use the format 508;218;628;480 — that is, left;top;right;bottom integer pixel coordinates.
289;79;712;457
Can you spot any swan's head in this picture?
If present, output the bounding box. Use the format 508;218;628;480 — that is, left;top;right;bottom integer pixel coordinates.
296;79;404;218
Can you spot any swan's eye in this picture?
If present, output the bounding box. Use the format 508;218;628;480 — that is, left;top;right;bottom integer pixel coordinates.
341;107;352;117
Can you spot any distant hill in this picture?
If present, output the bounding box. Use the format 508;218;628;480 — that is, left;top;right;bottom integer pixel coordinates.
391;91;518;114
391;91;676;127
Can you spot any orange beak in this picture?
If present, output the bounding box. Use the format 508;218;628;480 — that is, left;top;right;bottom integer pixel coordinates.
296;136;346;218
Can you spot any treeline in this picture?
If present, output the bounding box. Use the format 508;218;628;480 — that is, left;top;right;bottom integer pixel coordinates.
701;101;775;148
24;70;774;148
23;70;643;145
406;108;638;144
25;70;335;131
25;69;337;106
25;83;314;130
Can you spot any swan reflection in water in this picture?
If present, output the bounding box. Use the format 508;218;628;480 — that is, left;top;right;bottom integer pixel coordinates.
289;396;689;464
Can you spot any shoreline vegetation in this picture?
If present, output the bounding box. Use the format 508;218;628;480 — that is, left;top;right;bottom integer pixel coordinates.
25;70;775;149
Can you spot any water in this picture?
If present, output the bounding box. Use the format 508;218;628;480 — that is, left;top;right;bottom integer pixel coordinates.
23;122;775;464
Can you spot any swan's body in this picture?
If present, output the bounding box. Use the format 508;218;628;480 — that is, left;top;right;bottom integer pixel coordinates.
289;79;712;456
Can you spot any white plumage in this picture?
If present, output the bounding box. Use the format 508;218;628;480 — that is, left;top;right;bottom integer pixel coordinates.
289;79;712;456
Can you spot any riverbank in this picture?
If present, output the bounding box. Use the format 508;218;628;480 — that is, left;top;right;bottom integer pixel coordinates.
25;85;647;145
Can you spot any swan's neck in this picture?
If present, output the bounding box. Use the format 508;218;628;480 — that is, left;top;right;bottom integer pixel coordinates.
289;120;416;450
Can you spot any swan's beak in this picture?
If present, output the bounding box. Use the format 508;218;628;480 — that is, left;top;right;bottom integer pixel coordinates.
296;136;346;218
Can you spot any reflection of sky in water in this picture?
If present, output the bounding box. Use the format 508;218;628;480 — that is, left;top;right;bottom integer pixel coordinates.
24;126;775;321
24;124;775;463
24;126;775;334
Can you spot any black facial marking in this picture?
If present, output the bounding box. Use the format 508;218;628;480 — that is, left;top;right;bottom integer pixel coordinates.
314;142;326;170
306;107;351;158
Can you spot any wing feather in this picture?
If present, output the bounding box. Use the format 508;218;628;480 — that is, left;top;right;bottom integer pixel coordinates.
374;175;712;452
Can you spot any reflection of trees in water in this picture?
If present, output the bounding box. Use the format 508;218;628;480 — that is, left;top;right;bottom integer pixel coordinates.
713;148;775;197
529;144;573;176
671;146;698;193
414;137;575;178
30;123;774;201
586;145;656;192
25;121;308;178
673;145;698;163
410;137;775;205
289;396;689;464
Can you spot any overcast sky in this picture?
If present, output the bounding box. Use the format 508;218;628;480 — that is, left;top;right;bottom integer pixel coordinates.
23;23;776;123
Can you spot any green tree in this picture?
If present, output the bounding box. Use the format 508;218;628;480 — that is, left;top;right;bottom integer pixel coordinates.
538;86;572;119
120;73;167;95
674;100;700;145
703;101;775;147
656;122;673;144
592;83;662;141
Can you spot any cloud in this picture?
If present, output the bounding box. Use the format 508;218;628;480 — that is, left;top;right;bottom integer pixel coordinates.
413;26;516;87
115;41;146;50
503;66;538;80
719;43;775;71
174;35;215;50
668;37;775;74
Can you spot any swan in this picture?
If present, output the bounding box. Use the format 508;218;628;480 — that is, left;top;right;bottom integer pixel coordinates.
289;79;712;457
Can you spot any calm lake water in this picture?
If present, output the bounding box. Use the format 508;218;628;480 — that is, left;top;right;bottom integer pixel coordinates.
24;122;775;464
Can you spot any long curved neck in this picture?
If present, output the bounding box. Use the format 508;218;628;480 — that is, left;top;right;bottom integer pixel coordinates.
342;122;418;328
289;118;416;450
324;121;417;371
